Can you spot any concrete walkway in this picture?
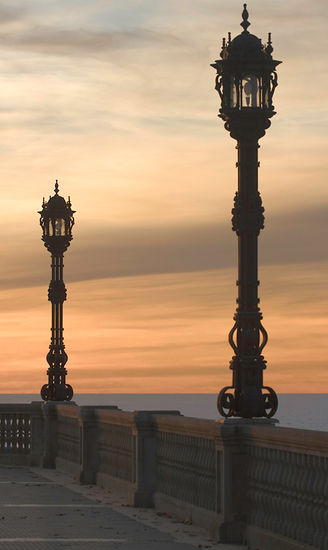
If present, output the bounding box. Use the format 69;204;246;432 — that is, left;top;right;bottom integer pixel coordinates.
0;466;247;550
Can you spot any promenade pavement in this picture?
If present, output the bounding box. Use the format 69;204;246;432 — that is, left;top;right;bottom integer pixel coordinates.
0;466;247;550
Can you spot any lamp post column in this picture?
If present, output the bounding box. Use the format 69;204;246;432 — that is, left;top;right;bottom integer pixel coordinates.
226;138;269;417
45;251;70;401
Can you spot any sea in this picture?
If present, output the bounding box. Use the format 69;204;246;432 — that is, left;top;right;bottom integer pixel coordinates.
0;394;327;432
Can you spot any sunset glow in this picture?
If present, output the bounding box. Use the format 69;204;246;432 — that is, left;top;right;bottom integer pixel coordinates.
0;0;327;393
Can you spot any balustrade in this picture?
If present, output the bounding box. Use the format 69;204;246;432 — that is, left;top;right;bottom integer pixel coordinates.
0;402;326;550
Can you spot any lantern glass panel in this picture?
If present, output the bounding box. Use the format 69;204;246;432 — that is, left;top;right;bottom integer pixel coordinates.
262;77;269;108
242;74;260;108
230;75;238;108
263;87;269;108
54;218;65;236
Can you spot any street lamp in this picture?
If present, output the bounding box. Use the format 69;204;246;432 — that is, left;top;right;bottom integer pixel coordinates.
211;5;281;418
39;180;75;401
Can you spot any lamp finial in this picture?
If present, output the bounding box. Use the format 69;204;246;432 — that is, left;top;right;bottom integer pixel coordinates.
54;180;59;195
241;3;250;32
266;32;273;55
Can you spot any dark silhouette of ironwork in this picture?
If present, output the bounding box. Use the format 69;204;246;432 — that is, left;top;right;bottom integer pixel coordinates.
39;181;75;401
211;5;281;418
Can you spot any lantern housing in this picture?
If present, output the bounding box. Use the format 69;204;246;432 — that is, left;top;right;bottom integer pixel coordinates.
39;180;75;254
211;4;281;139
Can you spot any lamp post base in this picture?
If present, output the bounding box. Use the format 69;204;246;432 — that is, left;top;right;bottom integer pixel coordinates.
41;383;73;402
217;385;278;419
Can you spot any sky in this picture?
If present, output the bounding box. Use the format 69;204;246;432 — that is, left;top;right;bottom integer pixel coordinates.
0;0;327;394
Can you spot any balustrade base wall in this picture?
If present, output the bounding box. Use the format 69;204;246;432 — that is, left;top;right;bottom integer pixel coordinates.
246;525;318;550
56;456;81;478
0;401;326;550
96;472;137;504
0;454;31;466
154;492;222;539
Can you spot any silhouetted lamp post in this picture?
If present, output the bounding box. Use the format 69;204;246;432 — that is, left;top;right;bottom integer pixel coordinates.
211;5;281;418
39;180;75;401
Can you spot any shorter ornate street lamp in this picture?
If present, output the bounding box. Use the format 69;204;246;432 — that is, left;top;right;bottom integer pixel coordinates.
39;180;75;401
211;5;280;418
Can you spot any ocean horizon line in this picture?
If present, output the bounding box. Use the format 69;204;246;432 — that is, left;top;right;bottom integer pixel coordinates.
0;393;326;432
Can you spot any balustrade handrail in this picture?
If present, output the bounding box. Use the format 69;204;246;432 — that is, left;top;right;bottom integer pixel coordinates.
152;414;218;439
56;403;79;419
95;409;135;426
241;424;328;456
0;404;34;413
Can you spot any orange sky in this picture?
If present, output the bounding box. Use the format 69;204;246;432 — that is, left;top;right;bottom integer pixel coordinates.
0;0;327;393
1;263;328;393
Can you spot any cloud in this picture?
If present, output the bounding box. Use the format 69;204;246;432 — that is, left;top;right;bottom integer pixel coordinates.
0;26;183;59
0;3;26;23
49;202;328;282
74;364;219;379
0;203;327;290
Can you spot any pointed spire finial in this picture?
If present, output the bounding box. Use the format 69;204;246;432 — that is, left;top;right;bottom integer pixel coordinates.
266;32;273;55
241;3;250;32
228;32;231;44
54;179;59;194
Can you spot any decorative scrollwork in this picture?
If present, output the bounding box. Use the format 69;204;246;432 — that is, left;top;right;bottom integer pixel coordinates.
228;321;238;353
269;71;278;103
246;355;267;386
217;386;235;417
232;191;265;235
48;280;67;303
46;347;68;369
41;384;51;401
215;74;224;103
40;383;73;401
262;386;278;418
259;322;268;353
231;192;240;233
224;121;230;132
65;384;73;401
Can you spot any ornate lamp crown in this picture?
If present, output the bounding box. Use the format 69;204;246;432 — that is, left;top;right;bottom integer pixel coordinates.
39;180;75;254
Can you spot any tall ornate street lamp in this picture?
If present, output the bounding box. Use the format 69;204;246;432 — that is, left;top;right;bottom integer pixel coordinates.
211;5;281;418
39;180;75;401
